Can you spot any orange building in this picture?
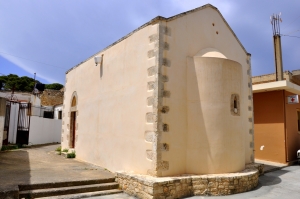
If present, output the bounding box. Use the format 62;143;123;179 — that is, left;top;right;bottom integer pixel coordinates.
253;70;300;164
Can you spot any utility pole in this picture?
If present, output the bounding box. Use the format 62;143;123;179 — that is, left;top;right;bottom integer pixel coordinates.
271;13;283;81
32;72;37;95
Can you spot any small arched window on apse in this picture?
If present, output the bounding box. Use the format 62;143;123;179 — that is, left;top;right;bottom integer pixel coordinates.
231;94;240;116
234;96;238;110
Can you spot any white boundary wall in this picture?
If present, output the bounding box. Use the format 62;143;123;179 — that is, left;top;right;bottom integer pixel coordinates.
0;98;6;149
8;103;19;143
29;116;61;145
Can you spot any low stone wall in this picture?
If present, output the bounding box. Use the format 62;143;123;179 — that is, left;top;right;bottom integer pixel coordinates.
116;168;259;199
246;163;264;176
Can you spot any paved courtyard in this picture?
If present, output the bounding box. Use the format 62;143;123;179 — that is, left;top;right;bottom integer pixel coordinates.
1;144;300;199
0;144;114;196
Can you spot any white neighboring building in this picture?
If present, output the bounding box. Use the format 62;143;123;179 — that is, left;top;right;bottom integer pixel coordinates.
54;104;63;120
0;91;62;146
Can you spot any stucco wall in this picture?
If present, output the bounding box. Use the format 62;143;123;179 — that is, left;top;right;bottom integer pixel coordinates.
62;23;159;174
29;116;61;145
62;6;253;176
186;57;244;174
253;91;286;163
159;7;252;176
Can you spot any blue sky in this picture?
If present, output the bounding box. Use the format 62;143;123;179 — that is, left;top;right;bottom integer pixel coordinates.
1;0;300;84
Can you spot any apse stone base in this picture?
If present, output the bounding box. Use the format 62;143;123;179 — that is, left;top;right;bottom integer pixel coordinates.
116;166;261;199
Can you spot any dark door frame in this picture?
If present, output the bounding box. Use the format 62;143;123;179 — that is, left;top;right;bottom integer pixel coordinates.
70;111;76;148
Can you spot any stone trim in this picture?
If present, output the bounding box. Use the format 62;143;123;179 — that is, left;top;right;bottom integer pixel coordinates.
116;167;259;199
145;131;157;143
146;150;154;160
250;141;254;148
148;50;158;58
147;67;157;77
247;54;255;163
144;21;171;176
147;82;155;91
162;90;170;98
160;106;169;114
147;97;154;106
149;34;159;43
161;75;169;82
163;42;169;50
146;112;155;123
162;124;169;132
162;58;170;67
249;129;253;134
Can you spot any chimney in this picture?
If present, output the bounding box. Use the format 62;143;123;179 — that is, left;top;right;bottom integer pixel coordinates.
271;13;283;81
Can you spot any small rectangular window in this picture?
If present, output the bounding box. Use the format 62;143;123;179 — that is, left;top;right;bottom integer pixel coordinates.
43;111;54;119
58;111;62;120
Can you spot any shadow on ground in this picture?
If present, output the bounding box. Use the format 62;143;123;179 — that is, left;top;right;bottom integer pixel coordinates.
0;144;114;199
0;150;30;198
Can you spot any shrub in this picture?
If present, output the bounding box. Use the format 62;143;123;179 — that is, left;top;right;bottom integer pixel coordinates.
1;145;19;151
55;146;61;152
67;151;76;158
62;148;69;153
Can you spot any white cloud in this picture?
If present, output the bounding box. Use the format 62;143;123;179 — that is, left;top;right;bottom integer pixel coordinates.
1;53;59;83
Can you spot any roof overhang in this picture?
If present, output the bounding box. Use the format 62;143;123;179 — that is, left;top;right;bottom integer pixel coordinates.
253;80;300;95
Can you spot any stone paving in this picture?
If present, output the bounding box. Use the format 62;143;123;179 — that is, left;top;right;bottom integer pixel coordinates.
1;143;300;199
0;144;114;196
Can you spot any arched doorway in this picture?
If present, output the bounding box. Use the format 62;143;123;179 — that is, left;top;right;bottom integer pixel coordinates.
70;93;77;148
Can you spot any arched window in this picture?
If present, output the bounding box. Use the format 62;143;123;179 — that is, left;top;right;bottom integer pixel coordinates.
233;96;238;113
231;94;240;116
71;96;76;107
70;91;78;109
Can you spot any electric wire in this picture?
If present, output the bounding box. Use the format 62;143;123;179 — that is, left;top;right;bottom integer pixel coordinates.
281;34;300;39
0;51;68;70
283;14;300;30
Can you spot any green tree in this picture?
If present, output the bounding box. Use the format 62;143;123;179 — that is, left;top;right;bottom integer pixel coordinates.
0;74;38;92
0;74;63;91
45;83;63;90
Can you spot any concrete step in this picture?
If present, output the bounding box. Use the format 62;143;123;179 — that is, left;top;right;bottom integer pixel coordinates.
36;189;123;199
19;178;116;191
19;182;119;198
